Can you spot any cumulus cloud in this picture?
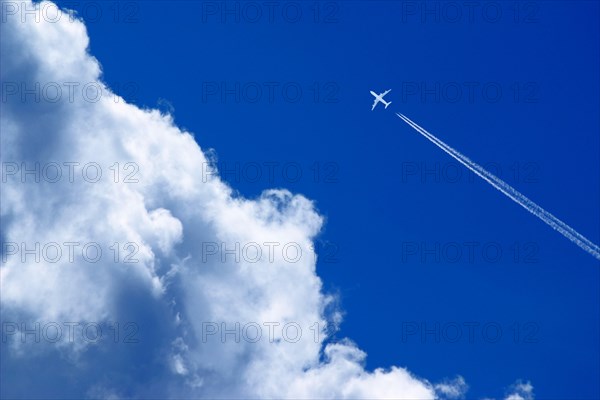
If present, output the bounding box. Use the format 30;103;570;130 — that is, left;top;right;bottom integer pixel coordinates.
504;381;534;400
0;1;527;399
434;376;468;399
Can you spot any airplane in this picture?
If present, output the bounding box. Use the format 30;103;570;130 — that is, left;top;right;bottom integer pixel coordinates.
370;89;392;110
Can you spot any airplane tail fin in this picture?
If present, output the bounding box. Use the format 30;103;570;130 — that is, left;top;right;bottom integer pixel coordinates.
385;101;392;109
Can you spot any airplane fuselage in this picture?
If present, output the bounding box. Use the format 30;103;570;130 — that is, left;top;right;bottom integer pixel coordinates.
370;91;391;107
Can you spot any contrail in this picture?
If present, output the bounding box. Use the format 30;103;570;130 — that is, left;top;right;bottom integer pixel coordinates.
397;113;600;261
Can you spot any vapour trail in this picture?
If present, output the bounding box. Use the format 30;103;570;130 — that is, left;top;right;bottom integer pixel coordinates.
397;113;600;261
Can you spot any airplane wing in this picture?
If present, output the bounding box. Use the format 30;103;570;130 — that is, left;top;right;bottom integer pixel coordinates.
382;89;391;96
371;98;378;110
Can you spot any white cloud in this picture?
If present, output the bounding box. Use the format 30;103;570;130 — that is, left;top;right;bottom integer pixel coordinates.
434;376;468;399
0;1;528;399
504;381;534;400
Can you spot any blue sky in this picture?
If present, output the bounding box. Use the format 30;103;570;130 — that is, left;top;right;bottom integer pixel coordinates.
2;1;599;399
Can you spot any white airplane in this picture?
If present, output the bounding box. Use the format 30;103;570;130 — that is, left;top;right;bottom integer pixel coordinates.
370;89;392;110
